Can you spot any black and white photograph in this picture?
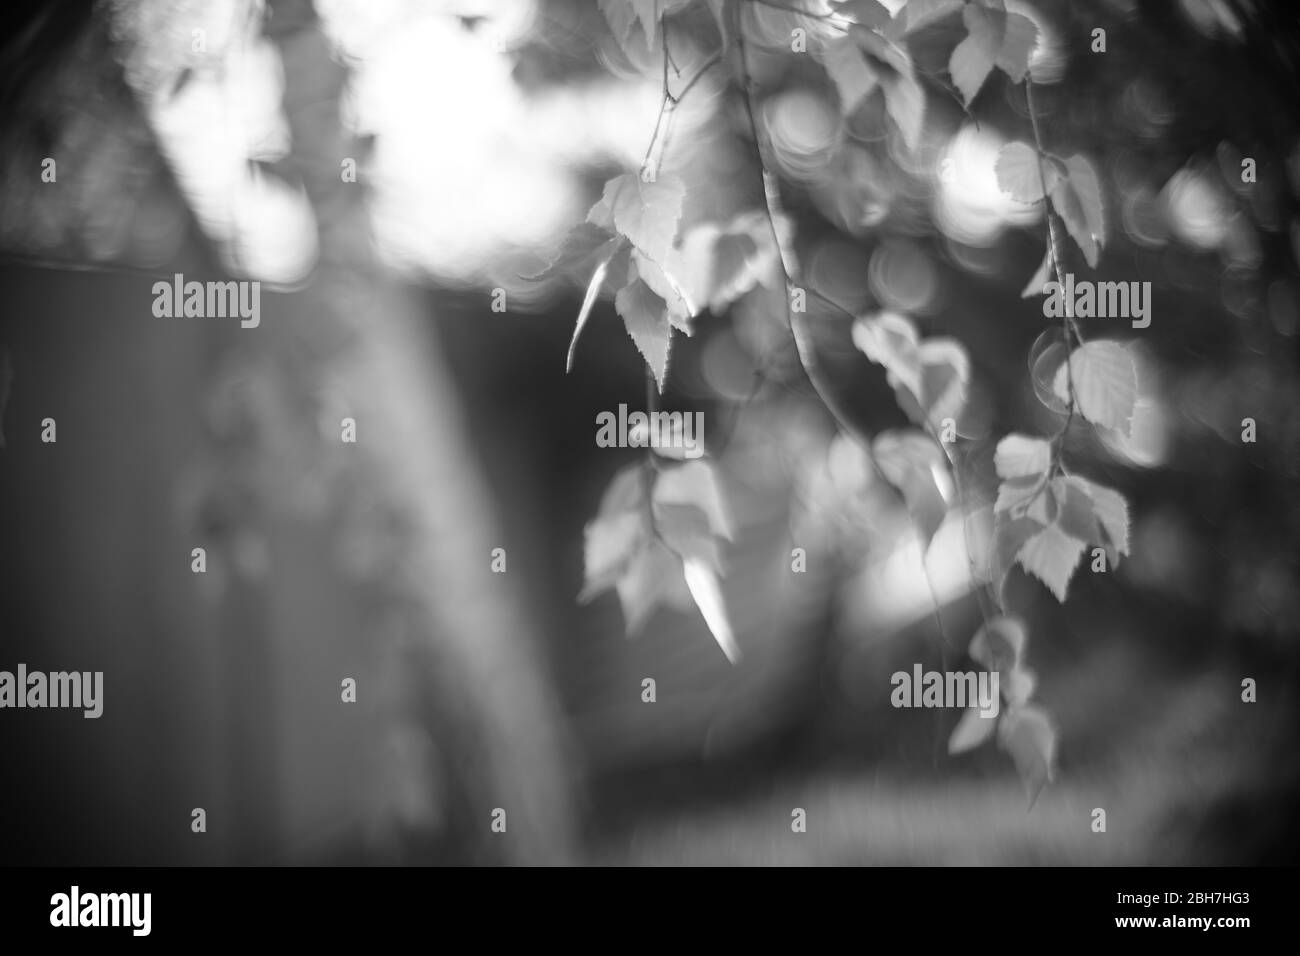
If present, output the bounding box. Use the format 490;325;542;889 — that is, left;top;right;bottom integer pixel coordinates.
0;0;1296;933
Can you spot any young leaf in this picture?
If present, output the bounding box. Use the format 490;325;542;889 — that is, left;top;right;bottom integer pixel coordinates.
1002;667;1037;707
1015;521;1086;602
615;257;676;392
995;142;1061;203
1052;340;1138;435
630;249;694;331
969;615;1028;672
1050;475;1102;547
872;429;949;550
598;172;686;264
998;703;1057;803
994;433;1052;480
948;705;997;754
683;556;742;664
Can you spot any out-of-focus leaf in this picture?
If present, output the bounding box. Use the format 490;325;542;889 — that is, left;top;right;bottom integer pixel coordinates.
917;337;970;429
949;3;999;107
897;0;963;36
990;514;1043;602
1063;474;1131;563
969;614;1027;671
579;510;646;601
853;310;922;399
598;0;658;57
823;31;880;115
832;0;892;28
948;705;998;754
653;458;732;538
1052;339;1137;435
1021;248;1052;298
522;222;620;282
998;703;1057;803
653;502;723;570
682;555;741;663
872;428;949;549
616;538;695;635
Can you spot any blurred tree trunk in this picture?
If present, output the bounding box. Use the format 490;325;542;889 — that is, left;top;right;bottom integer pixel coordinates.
0;0;573;864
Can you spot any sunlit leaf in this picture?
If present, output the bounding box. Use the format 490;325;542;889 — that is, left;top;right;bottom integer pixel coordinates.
1015;520;1086;602
615;257;676;391
1021;249;1052;298
1049;155;1105;268
949;3;998;107
994;433;1052;480
1063;474;1130;562
594;172;686;265
990;513;1043;602
616;538;695;635
1052;339;1138;435
683;556;742;663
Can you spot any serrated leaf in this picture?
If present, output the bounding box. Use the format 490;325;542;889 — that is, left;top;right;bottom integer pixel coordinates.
995;12;1038;80
990;514;1043;602
969;615;1027;672
522;222;619;282
1021;249;1052;298
630;249;694;331
1050;475;1102;546
615;260;675;392
995;142;1059;203
1015;521;1086;602
1049;155;1105;268
1052;340;1137;435
948;705;998;754
597;172;686;264
998;703;1057;802
653;458;732;538
994;433;1052;480
872;429;949;550
949;3;998;107
1063;474;1130;561
683;556;741;663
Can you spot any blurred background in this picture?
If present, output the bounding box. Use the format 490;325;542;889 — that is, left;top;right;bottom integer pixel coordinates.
0;0;1298;865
